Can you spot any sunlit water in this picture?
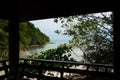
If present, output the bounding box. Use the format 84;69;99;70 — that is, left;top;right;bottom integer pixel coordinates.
25;40;83;61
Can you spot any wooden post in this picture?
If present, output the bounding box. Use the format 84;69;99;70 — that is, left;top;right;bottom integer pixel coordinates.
8;18;19;80
60;63;64;79
38;62;44;80
86;65;90;80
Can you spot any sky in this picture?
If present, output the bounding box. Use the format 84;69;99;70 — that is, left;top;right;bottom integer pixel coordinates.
29;18;72;41
29;11;112;41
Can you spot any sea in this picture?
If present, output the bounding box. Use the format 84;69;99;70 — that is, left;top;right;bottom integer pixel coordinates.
25;40;83;61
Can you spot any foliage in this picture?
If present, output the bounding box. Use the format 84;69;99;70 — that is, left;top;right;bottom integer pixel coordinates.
28;43;75;62
0;19;9;60
0;19;50;59
54;12;113;64
19;21;50;49
25;44;76;74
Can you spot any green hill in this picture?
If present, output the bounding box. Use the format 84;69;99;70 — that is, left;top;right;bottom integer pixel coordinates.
0;19;50;59
19;21;50;49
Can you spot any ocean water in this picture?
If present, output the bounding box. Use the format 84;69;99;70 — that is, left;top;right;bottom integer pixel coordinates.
26;40;83;61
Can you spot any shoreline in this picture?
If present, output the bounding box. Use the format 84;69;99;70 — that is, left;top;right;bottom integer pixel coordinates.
21;45;43;51
19;45;43;58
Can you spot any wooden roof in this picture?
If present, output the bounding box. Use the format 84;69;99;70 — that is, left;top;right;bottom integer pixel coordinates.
0;0;114;21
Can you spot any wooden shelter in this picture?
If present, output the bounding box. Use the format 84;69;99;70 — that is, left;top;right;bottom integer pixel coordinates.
0;0;119;80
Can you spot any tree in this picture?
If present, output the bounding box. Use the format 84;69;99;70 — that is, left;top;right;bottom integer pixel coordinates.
27;43;76;72
0;19;9;60
19;21;50;49
28;44;75;61
54;12;113;64
0;20;50;59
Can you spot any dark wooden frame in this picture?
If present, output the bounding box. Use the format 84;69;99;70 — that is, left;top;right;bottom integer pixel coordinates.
0;0;119;79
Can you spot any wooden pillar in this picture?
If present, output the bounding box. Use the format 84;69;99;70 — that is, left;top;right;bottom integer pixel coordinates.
114;10;120;80
8;16;19;80
8;0;19;79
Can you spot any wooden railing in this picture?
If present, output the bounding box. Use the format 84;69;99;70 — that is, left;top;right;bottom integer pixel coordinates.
0;58;114;80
